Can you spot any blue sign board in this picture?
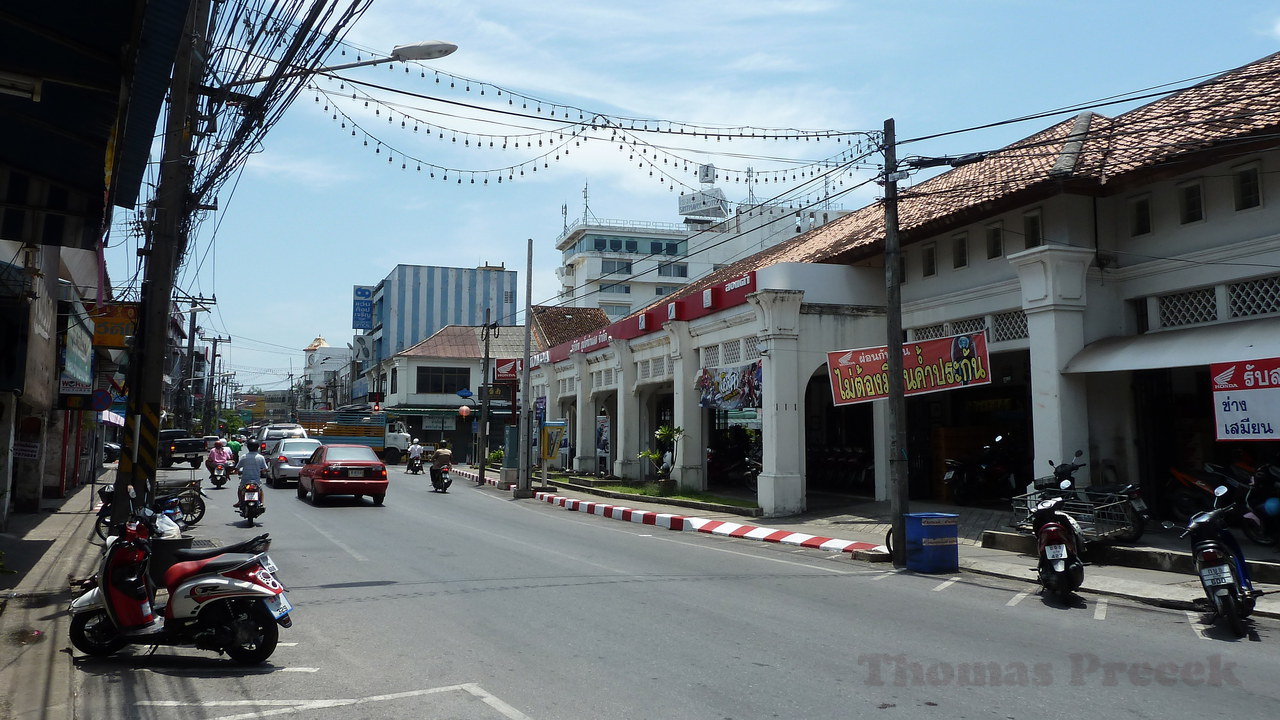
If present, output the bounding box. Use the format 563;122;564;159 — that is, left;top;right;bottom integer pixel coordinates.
352;285;375;330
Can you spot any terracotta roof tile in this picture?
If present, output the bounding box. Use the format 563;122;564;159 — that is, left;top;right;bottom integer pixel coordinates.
397;325;539;360
530;305;611;346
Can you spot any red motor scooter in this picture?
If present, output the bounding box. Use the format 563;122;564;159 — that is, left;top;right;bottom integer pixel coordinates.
1031;486;1086;599
69;510;291;664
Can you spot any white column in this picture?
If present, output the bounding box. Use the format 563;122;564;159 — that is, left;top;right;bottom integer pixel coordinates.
748;290;805;516
612;344;641;479
1008;245;1094;477
663;321;704;490
571;354;594;472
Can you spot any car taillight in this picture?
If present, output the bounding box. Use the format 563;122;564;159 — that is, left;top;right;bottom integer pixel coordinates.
278;455;287;463
1197;548;1224;565
378;466;387;478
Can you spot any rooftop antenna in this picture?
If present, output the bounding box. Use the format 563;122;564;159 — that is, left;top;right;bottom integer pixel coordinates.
746;166;755;206
561;203;568;232
582;180;591;222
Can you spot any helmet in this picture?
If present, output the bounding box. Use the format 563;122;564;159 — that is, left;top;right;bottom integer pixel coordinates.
413;438;420;444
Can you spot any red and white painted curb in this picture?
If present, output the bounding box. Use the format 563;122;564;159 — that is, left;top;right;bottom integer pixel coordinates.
451;468;878;554
535;492;880;555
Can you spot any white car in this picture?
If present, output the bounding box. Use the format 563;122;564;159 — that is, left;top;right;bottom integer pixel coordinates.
267;438;323;488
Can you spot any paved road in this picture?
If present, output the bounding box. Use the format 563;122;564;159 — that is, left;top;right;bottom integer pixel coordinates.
71;464;1280;719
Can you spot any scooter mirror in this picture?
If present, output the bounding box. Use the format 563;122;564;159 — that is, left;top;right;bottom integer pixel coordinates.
1213;485;1230;497
994;435;1003;443
1074;450;1084;458
1161;521;1176;530
1059;479;1072;490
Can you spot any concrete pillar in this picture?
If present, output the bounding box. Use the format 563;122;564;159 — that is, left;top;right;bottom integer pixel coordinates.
663;321;704;490
748;290;806;516
613;344;641;479
571;354;594;472
1008;245;1094;478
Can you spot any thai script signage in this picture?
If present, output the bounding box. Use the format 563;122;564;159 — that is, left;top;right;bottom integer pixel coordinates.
59;313;94;394
696;359;763;410
87;303;137;348
1210;357;1280;440
827;331;991;406
352;286;375;330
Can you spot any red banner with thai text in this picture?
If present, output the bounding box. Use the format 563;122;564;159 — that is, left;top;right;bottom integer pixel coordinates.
827;331;991;406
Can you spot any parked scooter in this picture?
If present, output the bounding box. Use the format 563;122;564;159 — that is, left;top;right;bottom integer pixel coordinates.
69;512;292;664
1165;486;1267;637
94;483;206;540
407;455;425;475
944;434;1019;505
1030;481;1087;599
1031;451;1150;543
210;461;231;489
238;481;265;527
431;463;453;492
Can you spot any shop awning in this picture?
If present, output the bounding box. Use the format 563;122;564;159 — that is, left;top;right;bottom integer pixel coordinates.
386;406;464;416
1063;317;1280;373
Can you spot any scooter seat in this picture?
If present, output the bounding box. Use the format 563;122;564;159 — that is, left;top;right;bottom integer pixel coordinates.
171;534;270;561
162;553;257;588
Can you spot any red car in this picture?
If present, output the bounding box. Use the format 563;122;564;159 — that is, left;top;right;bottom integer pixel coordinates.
297;444;389;505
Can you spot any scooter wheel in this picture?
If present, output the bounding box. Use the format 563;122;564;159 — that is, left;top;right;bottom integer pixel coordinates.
94;514;111;540
1220;594;1247;638
222;599;279;665
69;610;126;656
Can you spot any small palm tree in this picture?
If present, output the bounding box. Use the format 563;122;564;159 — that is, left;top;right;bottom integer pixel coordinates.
638;424;684;479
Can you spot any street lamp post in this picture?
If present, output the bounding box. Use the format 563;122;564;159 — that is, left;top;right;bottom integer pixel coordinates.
221;41;458;88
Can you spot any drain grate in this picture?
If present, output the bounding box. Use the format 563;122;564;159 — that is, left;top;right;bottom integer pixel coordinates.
190;538;220;548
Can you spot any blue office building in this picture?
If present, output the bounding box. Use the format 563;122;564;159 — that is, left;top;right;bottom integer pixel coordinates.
367;263;518;366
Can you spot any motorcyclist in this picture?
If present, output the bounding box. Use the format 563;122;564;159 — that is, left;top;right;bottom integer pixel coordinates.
233;441;269;510
407;438;424;472
206;439;233;478
226;435;242;463
430;441;454;485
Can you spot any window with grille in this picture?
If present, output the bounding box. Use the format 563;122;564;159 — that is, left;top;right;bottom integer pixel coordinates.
601;259;632;274
991;310;1029;341
912;324;946;341
1023;210;1043;248
1129;195;1152;236
952;317;986;335
1157;287;1216;327
1229;275;1280;318
953;233;968;269
638;359;651;380
986;222;1003;259
722;339;742;365
1234;163;1262;211
744;338;761;360
1178;181;1204;224
702;345;720;367
503;291;515;304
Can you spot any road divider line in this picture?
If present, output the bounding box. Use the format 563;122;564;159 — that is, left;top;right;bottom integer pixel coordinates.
1006;590;1031;606
931;576;961;592
1093;598;1108;621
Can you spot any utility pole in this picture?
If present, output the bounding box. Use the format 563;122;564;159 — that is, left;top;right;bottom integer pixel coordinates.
112;0;210;522
515;238;534;498
203;335;230;433
477;309;497;485
882;118;910;568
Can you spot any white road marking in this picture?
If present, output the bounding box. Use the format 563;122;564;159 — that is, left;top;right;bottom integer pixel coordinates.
1186;610;1211;639
136;683;532;719
276;642;298;647
869;571;896;581
279;667;319;672
931;576;961;592
291;513;368;562
1093;598;1108;621
1006;590;1031;607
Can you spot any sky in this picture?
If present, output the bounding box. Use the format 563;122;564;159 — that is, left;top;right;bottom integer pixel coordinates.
105;0;1280;392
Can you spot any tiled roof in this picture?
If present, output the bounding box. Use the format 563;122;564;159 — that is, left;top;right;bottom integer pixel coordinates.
646;51;1280;308
397;325;539;360
530;305;611;346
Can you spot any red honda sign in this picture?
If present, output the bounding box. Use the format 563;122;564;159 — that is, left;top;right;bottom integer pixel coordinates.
494;358;523;381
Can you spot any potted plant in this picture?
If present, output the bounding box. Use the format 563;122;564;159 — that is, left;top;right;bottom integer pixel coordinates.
637;425;684;493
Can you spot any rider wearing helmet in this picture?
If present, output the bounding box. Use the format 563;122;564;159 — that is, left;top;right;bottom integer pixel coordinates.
234;441;270;509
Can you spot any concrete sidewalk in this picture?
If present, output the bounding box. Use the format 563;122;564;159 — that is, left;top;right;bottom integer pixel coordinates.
461;467;1280;619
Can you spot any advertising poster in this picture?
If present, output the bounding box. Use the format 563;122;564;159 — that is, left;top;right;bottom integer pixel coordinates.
695;359;763;410
827;331;991;407
1210;357;1280;441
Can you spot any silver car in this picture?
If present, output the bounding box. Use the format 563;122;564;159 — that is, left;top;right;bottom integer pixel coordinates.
267;438;323;488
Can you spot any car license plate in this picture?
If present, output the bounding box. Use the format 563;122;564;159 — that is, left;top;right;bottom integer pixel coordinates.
1200;564;1234;586
245;492;260;501
1045;544;1068;560
943;470;954;480
349;468;365;477
1131;497;1147;512
264;592;292;619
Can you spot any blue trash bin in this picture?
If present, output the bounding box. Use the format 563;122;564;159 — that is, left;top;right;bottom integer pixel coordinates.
904;513;959;573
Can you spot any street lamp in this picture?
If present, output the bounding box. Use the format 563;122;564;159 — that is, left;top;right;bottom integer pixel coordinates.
224;41;458;87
